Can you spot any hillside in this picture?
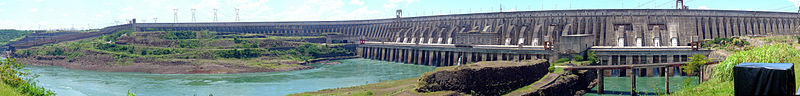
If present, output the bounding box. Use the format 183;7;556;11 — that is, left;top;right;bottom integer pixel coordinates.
14;30;355;74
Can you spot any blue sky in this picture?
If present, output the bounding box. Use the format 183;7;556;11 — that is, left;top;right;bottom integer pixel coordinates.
1;0;799;30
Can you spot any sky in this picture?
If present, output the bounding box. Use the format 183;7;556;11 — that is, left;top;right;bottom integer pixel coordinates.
1;0;799;30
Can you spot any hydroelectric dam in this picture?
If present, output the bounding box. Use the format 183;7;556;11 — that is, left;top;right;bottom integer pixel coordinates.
5;9;800;77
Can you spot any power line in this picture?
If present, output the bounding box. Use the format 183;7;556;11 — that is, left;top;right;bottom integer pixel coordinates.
637;0;658;8
655;0;675;8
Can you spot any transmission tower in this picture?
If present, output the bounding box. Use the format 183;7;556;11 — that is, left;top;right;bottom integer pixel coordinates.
213;8;218;21
235;8;240;21
191;9;196;22
153;17;157;23
173;9;178;23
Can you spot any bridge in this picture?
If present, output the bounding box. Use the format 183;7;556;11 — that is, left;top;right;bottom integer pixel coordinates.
556;61;720;95
5;9;799;76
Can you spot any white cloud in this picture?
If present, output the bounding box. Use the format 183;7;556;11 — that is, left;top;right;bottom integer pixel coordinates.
28;8;38;13
192;0;220;9
383;0;420;9
348;0;364;5
790;0;800;7
697;6;709;10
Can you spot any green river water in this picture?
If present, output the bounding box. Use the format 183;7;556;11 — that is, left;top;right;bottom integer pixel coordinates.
584;76;699;96
7;57;698;96
22;58;436;96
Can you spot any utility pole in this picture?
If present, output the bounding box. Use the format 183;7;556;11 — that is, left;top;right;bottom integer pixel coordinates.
173;9;178;23
213;8;218;21
235;8;240;21
191;9;196;22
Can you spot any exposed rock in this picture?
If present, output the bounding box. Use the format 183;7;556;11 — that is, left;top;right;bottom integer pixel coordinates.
416;59;549;96
522;70;598;96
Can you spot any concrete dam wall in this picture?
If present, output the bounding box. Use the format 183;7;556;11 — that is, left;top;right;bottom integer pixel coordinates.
129;9;799;47
17;9;793;77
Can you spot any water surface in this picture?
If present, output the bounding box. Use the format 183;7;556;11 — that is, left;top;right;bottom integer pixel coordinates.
24;58;435;96
584;76;699;96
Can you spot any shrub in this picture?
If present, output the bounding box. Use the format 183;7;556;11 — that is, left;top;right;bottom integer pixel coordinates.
216;49;266;59
0;58;56;96
162;31;196;39
554;58;570;63
271;43;354;61
572;55;584;61
586;51;598;63
682;54;709;75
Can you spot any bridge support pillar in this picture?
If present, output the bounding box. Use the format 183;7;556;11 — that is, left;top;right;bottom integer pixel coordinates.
453;52;460;66
481;53;487;61
513;54;520;61
357;47;364;58
417;50;423;65
598;69;604;94
664;67;670;94
631;68;636;96
498;53;504;61
427;51;434;66
466;52;473;64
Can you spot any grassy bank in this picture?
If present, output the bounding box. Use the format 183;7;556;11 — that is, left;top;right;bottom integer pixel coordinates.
673;44;800;95
0;83;23;96
0;58;56;96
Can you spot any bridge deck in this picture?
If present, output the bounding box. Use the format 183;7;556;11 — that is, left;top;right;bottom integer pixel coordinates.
555;61;719;70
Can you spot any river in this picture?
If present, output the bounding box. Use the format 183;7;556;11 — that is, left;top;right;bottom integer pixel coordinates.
584;76;699;96
20;58;435;96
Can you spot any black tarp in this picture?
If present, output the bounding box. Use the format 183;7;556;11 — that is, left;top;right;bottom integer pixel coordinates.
734;63;795;96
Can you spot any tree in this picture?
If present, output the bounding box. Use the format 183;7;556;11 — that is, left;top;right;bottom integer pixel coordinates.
682;54;709;75
586;51;598;63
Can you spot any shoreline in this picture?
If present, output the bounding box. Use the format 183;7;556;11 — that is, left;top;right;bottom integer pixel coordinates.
16;55;360;74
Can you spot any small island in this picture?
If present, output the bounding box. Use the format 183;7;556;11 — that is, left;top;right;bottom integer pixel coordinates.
13;30;356;74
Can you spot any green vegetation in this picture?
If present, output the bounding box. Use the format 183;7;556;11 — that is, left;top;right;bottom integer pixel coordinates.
0;58;56;96
100;30;133;42
17;30;354;73
549;52;597;73
0;29;34;45
0;83;23;96
272;43;354;62
702;37;751;52
674;44;800;95
126;90;135;96
215;49;266;59
681;54;710;75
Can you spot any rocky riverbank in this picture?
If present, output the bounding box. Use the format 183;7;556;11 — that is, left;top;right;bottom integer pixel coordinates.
510;70;598;96
415;59;550;95
19;56;314;74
